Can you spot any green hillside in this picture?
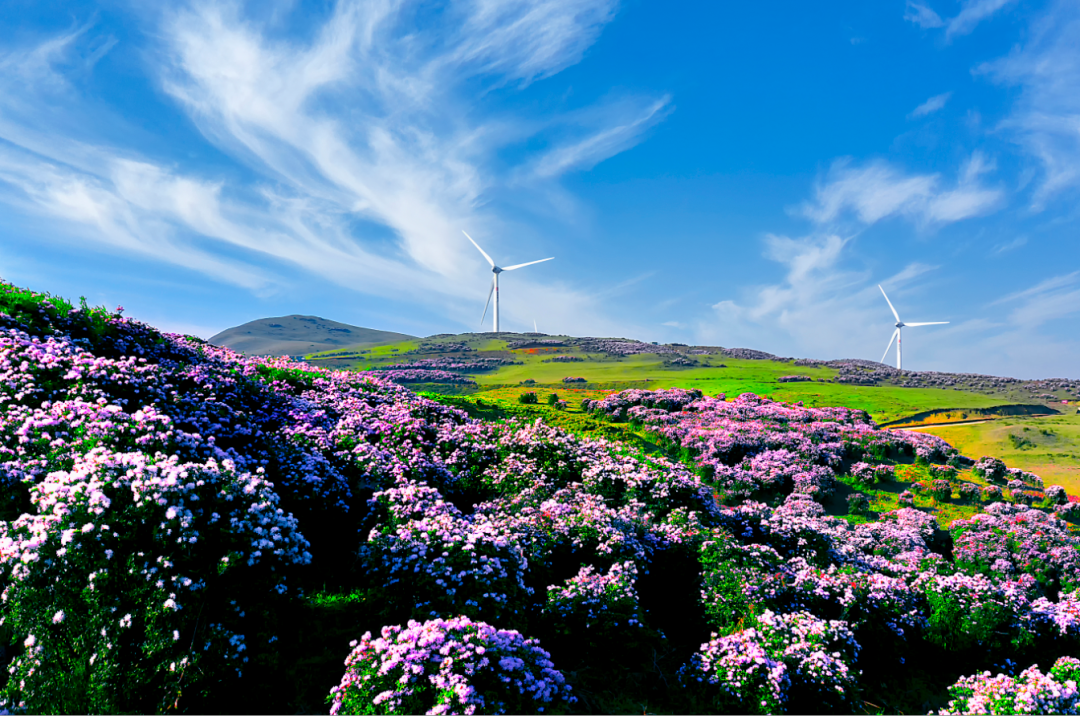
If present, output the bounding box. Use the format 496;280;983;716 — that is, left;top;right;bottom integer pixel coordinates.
305;331;1073;425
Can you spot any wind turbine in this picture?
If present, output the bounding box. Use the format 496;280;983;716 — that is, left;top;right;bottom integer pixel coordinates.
464;230;553;333
878;284;948;370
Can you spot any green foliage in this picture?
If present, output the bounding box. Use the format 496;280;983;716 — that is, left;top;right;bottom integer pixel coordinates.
253;363;319;390
518;391;538;404
925;584;1033;653
547;391;559;405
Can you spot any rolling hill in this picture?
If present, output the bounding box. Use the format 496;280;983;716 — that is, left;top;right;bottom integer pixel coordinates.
208;315;415;356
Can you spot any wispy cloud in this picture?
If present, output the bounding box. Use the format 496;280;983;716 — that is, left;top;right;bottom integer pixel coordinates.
988;272;1080;331
946;0;1018;39
979;0;1080;208
701;153;1000;363
904;1;944;29
908;91;952;118
796;153;1002;227
0;0;671;337
903;0;1017;40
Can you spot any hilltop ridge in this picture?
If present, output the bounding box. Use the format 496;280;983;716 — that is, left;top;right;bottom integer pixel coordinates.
209;314;415;356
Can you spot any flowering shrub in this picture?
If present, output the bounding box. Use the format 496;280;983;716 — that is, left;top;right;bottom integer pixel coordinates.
374;358;516;372
924;573;1039;652
930;479;953;502
958;483;982;502
850;462;876;486
1056;502;1080;522
938;657;1080;715
680;610;860;713
849;462;894;486
930;464;958;480
950;503;1080;593
973;457;1008;483
0;450;310;713
361;479;531;624
561;376;586;384
328;617;575;715
1046;485;1068;505
362;368;476;385
983;485;1004;501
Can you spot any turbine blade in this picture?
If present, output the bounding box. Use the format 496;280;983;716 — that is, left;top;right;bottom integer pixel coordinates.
881;328;899;364
878;285;901;323
904;322;949;327
501;257;554;271
480;277;494;326
463;230;495;268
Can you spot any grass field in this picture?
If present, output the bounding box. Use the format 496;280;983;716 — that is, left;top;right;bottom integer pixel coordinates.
310;337;1018;424
917;414;1080;494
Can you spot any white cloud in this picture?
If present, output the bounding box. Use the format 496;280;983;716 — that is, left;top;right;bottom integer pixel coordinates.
905;2;944;29
0;1;671;338
904;0;1018;40
946;0;1018;39
797;154;1002;227
908;91;952;118
701;153;1001;366
979;0;1080;207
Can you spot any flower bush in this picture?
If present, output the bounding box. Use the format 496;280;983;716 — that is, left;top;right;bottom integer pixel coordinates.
973;457;1008;484
938;657;1080;715
327;617;575;715
930;479;953;502
1046;485;1068;505
679;610;860;714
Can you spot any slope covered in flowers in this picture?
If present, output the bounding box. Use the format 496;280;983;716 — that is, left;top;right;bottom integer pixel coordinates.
1;281;1080;714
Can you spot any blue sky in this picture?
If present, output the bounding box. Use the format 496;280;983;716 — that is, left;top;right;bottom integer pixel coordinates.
1;0;1078;378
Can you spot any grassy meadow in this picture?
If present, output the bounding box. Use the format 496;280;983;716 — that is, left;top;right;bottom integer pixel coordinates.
309;335;1025;424
917;414;1080;495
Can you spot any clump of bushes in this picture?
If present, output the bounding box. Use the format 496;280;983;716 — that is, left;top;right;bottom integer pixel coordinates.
518;391;539;404
328;617;575;716
972;456;1007;483
958;483;981;502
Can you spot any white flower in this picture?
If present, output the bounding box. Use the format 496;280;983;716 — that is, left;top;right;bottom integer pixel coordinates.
52;610;65;624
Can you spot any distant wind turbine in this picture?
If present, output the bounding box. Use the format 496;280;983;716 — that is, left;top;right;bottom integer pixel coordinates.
878;284;948;370
464;230;553;333
533;319;538;333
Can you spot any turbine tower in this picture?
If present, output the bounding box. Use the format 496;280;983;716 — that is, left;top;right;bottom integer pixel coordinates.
464;230;553;333
878;284;948;370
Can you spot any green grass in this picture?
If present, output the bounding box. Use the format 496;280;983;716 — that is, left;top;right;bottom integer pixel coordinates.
916;414;1080;494
313;338;1015;424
